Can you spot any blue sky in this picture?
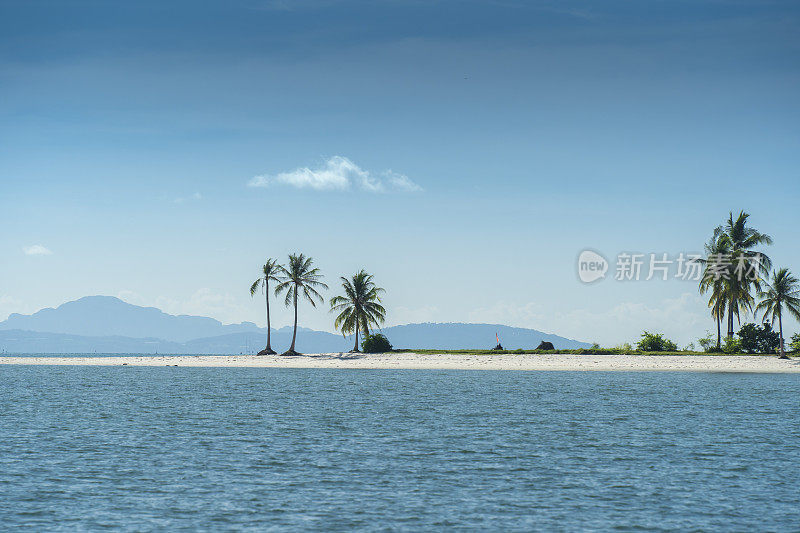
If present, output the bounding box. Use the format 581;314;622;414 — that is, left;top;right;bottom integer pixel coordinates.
2;0;799;346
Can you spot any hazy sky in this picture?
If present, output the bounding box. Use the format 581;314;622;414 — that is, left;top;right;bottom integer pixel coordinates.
2;0;799;346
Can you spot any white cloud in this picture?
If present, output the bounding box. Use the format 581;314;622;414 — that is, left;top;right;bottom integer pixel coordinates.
23;245;53;256
173;192;202;204
384;170;423;192
248;156;422;193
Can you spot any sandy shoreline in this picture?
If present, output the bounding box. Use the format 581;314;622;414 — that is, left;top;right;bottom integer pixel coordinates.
1;353;799;372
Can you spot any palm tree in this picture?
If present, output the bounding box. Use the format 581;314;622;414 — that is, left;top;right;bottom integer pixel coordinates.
274;253;327;356
330;270;387;352
699;234;730;350
715;211;772;336
755;268;800;359
250;258;282;355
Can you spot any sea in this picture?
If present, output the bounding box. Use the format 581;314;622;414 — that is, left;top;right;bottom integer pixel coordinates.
1;365;798;531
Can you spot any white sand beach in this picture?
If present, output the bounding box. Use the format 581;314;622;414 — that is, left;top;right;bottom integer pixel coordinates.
1;353;799;372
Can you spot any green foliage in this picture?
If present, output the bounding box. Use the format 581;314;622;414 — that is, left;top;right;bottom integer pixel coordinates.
697;332;716;352
699;212;773;340
330;270;386;345
590;342;600;350
737;322;780;354
755;268;800;326
721;336;742;354
250;258;282;297
361;333;392;353
274;253;328;309
274;253;328;353
789;333;800;353
636;331;679;352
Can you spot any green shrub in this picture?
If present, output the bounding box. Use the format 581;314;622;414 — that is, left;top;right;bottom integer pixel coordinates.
737;323;780;354
790;333;800;353
636;331;678;352
361;333;392;353
697;332;716;352
722;336;742;354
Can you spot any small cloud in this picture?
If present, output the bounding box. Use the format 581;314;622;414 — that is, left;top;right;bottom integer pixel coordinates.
248;156;422;193
23;245;53;256
384;170;423;192
174;192;202;204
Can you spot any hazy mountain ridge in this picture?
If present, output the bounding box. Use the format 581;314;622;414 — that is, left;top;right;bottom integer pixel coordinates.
0;297;590;353
0;296;262;342
383;322;589;350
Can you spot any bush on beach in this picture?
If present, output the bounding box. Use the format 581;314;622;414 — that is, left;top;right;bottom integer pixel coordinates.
362;333;392;353
722;336;742;354
791;333;800;354
737;323;780;354
636;331;679;352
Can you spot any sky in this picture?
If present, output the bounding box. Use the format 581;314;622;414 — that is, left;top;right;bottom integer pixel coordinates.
1;0;799;346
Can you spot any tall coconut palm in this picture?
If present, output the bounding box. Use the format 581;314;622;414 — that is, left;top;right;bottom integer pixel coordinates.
699;234;730;350
724;250;758;335
716;211;772;336
274;253;327;356
755;268;800;359
330;270;387;352
250;258;282;355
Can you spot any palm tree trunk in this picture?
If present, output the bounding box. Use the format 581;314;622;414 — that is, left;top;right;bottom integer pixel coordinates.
778;314;787;358
289;288;298;352
353;316;359;352
716;316;721;350
265;279;272;351
727;302;734;338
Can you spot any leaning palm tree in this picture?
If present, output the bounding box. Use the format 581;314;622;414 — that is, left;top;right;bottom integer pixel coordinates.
755;268;800;359
715;211;772;336
330;270;387;352
250;258;282;355
274;253;327;356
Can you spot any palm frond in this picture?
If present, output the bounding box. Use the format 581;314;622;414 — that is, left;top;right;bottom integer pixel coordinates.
328;269;387;338
250;278;262;297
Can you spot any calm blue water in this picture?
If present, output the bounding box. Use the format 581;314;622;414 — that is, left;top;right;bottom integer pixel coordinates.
1;367;798;531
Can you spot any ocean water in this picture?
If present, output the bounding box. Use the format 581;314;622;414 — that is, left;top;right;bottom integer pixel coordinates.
1;366;798;531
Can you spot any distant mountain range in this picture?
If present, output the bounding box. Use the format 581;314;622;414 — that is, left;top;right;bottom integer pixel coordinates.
0;296;590;354
0;296;261;342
